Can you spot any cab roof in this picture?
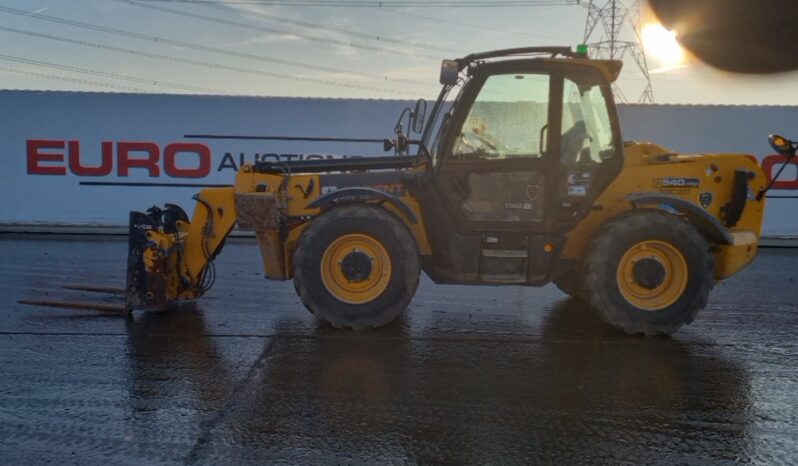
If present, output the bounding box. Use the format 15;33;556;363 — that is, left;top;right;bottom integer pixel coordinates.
449;46;623;83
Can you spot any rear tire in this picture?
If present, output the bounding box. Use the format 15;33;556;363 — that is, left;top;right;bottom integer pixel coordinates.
293;204;420;329
583;210;714;335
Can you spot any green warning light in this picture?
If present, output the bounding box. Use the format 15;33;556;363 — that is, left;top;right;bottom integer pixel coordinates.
576;44;589;56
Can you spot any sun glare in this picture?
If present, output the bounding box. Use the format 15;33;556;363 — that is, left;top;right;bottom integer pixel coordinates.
641;23;685;66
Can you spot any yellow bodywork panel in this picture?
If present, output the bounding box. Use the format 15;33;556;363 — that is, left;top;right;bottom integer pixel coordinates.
254;230;286;280
715;232;759;278
562;142;767;279
141;227;191;302
138;187;237;303
182;188;238;287
231;164;431;280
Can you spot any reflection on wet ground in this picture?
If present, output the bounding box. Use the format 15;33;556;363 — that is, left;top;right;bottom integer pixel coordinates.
0;236;796;464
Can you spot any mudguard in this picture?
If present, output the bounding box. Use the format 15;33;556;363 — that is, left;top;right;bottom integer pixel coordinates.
306;187;418;224
626;192;733;245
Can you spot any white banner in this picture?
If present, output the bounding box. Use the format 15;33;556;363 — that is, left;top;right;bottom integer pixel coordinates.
1;91;796;236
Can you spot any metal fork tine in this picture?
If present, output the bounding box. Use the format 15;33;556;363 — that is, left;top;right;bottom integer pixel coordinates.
18;299;129;314
61;284;126;295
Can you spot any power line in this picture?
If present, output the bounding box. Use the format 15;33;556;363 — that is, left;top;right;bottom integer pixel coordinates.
0;54;229;93
135;0;580;6
131;0;575;58
375;6;570;40
0;66;152;93
123;0;441;60
0;5;432;87
0;26;430;96
197;2;461;54
0;1;579;97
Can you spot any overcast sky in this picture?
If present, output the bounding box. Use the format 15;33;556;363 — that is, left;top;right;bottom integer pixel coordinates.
1;0;797;105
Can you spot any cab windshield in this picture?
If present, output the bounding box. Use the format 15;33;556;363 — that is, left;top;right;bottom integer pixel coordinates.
452;72;550;161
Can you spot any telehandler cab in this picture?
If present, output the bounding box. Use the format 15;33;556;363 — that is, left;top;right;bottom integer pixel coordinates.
125;46;769;335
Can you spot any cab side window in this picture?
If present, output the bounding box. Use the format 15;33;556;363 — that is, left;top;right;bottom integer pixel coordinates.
452;73;550;160
561;72;617;167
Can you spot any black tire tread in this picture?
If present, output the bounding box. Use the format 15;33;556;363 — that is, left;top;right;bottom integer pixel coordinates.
293;203;420;330
553;267;585;301
583;210;714;336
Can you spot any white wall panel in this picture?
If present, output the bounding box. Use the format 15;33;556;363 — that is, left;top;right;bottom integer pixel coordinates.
1;91;795;236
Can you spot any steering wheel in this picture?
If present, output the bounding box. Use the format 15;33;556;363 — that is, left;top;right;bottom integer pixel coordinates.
457;130;500;157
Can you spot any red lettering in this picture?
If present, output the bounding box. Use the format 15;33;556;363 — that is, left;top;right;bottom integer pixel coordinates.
762;154;798;190
28;139;213;178
68;141;113;176
117;142;160;177
163;143;211;178
27;139;66;175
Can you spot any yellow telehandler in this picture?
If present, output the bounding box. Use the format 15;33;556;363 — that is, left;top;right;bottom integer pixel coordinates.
124;46;777;335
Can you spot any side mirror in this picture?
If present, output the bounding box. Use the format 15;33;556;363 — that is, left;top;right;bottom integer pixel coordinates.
411;99;427;134
769;134;796;156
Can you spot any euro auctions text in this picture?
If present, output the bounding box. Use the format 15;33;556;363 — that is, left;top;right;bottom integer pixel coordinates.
26;139;354;179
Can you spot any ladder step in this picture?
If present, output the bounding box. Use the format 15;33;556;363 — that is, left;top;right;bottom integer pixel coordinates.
481;249;528;258
479;273;526;283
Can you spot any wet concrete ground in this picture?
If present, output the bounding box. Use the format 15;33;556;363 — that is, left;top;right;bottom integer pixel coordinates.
0;235;796;464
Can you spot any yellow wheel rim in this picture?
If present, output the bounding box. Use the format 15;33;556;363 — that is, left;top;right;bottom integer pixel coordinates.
320;233;392;305
616;240;688;311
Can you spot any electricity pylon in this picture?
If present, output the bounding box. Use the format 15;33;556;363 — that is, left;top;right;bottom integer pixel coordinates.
582;0;654;104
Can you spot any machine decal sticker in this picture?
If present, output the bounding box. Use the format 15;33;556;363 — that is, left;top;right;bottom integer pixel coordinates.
526;185;539;201
654;178;700;188
320;172;405;196
566;172;591;197
567;172;591;184
699;192;713;209
504;203;533;210
568;185;588;197
295;179;314;199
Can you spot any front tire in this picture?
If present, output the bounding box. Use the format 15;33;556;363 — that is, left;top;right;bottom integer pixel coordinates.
293;204;420;329
553;264;585;300
583;210;714;335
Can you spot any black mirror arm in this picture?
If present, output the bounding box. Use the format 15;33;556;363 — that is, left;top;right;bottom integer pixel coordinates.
394;107;411;135
757;147;797;201
402;139;433;167
383;138;431;161
408;139;429;157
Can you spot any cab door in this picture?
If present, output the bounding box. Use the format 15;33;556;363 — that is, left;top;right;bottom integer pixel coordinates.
556;66;624;227
435;69;560;232
426;62;622;284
